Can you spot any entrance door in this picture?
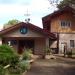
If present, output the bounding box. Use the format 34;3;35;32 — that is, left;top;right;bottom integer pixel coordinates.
18;40;34;54
61;42;67;54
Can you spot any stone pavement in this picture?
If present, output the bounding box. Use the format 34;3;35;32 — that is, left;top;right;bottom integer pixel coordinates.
26;56;75;75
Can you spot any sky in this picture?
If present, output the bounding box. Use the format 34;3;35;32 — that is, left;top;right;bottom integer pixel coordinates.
0;0;58;30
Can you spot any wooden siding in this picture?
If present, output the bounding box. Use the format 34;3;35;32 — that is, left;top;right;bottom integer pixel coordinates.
50;12;75;33
34;38;46;55
3;28;45;38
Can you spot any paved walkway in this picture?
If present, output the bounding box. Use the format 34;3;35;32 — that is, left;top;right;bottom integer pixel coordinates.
26;56;75;75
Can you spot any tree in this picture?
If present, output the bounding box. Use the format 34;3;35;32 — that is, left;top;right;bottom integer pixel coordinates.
48;0;61;6
3;19;20;29
57;0;75;9
48;0;75;9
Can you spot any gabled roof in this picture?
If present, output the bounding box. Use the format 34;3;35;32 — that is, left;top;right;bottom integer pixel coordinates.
42;6;75;23
0;22;56;39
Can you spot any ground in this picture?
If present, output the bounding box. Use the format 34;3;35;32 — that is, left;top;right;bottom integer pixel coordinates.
26;56;75;75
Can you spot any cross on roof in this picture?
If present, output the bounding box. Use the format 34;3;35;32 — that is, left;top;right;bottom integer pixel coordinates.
24;9;30;23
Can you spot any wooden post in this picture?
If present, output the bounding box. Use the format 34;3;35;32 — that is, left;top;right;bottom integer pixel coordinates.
57;33;59;54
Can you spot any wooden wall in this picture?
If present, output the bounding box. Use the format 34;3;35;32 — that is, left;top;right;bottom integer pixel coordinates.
50;12;75;33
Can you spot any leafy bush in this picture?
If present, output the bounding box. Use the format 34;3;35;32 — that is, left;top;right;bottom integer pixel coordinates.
8;66;21;74
44;47;51;55
8;60;30;74
22;49;32;60
18;60;30;73
0;65;5;75
0;44;19;66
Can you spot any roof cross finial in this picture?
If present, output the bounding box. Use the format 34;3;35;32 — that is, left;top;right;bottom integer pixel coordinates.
24;9;30;23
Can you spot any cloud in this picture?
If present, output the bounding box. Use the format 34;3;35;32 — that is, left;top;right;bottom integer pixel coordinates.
0;0;56;29
17;0;32;5
0;0;17;4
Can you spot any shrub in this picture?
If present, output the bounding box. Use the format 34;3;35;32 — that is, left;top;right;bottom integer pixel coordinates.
8;60;30;74
18;60;30;73
44;47;51;55
0;44;19;66
8;66;21;74
0;65;5;75
22;49;32;60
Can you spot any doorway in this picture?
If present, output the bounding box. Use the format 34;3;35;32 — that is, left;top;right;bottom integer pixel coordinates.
18;40;34;54
61;42;67;54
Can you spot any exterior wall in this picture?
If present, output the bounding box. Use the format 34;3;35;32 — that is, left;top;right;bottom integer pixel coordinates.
50;12;75;33
50;40;57;48
3;28;44;38
34;38;46;55
2;38;47;55
1;26;50;55
0;22;52;55
59;33;75;54
49;12;75;54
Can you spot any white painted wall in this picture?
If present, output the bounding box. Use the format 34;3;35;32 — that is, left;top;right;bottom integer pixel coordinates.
59;33;75;54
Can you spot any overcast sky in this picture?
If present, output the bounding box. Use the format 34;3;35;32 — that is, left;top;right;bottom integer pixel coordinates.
0;0;57;30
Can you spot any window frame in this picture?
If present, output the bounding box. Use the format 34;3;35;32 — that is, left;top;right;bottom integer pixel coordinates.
70;40;74;48
60;20;71;28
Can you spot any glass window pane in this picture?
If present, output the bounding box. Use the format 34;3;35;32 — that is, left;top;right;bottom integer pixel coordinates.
70;40;74;48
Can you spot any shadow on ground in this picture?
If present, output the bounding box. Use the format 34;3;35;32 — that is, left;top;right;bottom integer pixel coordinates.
26;58;75;75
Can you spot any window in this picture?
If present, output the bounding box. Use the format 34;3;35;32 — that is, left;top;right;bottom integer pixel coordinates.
11;40;17;45
70;40;74;48
20;27;28;34
7;40;17;46
60;21;71;28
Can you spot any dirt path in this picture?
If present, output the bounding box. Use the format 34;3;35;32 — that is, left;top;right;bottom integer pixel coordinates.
26;57;75;75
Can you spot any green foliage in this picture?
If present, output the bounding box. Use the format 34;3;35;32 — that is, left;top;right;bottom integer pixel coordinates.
0;44;19;66
57;0;75;9
18;60;30;73
22;49;32;60
8;66;21;74
0;45;31;75
3;19;20;29
0;65;6;75
8;49;32;74
8;60;30;74
44;47;51;55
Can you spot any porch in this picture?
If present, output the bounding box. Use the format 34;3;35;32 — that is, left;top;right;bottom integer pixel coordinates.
2;37;48;55
0;22;56;55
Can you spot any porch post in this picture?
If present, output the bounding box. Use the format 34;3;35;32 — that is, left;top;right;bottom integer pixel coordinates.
46;38;49;47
